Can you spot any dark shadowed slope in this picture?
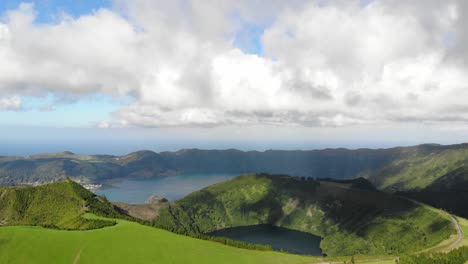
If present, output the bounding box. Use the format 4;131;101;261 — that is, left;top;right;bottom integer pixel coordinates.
400;166;468;218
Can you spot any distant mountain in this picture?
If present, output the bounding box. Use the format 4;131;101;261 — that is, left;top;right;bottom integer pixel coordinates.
0;146;402;185
160;148;401;177
0;150;172;185
153;174;453;256
1;143;468;197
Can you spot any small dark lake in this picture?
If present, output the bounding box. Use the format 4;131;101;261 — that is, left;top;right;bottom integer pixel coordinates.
208;224;322;256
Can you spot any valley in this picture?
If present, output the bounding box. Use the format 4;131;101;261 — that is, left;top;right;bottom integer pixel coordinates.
0;179;465;263
1;144;468;263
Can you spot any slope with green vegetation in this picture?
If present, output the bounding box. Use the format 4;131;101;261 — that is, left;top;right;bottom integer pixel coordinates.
0;180;122;229
0;180;312;264
0;216;315;264
0;177;463;263
400;166;468;218
154;174;454;256
369;144;468;191
398;246;468;264
2;144;468;225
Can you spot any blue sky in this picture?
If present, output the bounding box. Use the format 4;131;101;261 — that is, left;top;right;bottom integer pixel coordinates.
0;94;119;127
1;1;468;154
0;0;111;22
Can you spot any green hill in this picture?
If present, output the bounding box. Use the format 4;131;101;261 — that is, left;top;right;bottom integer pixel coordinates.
0;180;316;264
400;166;468;218
0;176;461;263
0;180;121;229
369;144;468;191
154;174;454;256
0;216;316;264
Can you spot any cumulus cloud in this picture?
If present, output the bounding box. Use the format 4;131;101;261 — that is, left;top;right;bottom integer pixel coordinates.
1;0;468;128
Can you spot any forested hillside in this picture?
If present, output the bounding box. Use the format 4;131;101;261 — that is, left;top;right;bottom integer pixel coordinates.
153;174;454;256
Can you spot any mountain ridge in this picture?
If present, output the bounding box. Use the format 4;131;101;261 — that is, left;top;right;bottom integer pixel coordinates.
2;143;468;192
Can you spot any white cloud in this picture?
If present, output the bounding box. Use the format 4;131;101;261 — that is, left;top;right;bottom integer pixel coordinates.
0;96;22;111
1;1;468;129
0;3;138;96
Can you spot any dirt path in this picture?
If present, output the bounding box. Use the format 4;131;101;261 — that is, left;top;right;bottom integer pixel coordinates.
445;214;464;252
72;248;83;264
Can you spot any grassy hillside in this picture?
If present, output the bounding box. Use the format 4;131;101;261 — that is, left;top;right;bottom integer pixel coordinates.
0;180;121;229
400;167;468;218
154;174;454;256
456;217;468;248
369;144;468;191
0;216;315;264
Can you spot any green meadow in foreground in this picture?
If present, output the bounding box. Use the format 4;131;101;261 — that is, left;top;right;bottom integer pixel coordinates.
0;216;315;264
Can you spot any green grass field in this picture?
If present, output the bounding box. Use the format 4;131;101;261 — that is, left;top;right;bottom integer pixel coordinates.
0;215;316;264
456;216;468;248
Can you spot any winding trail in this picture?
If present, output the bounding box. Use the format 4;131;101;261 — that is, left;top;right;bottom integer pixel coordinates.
445;214;463;252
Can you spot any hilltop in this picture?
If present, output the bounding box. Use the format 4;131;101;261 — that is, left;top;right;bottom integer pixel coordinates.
0;180;124;229
153;174;454;256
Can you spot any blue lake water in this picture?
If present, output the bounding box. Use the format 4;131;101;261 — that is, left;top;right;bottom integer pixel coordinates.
94;173;237;203
208;224;323;256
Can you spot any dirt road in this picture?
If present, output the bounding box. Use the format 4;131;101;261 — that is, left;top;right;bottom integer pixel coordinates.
445;214;464;252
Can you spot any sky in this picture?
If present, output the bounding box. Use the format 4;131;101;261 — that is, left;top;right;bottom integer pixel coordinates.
1;0;468;154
